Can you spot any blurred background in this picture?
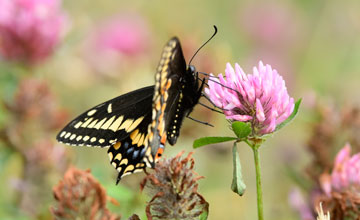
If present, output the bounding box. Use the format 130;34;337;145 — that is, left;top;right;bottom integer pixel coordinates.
0;0;360;219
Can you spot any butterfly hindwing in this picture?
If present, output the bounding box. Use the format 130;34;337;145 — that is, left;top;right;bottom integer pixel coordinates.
56;86;154;148
107;111;152;183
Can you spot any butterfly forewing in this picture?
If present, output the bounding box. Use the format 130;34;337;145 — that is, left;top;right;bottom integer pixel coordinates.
144;37;188;165
56;86;154;148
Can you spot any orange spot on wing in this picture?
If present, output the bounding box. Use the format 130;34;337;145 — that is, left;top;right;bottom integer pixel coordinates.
165;79;172;90
155;147;164;161
113;142;121;150
161;134;167;144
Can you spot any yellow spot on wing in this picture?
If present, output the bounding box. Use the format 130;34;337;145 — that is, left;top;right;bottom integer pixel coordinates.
101;116;116;129
70;134;76;140
155;101;161;110
107;103;112;113
65;133;71;139
99;139;105;144
143;134;149;148
165;79;172;90
109;116;124;132
123;165;135;174
130;129;139;140
108;152;113;161
137;134;145;147
145;147;151;157
90;137;96;142
148;132;153;142
74;121;82;129
87;109;97;116
94;118;107;129
113;142;121;150
83;136;90;141
60;131;66;137
119;119;134;131
81;118;93;127
117;167;122;172
127;117;144;132
76;136;82;141
120;159;128;166
161;79;167;90
87;119;98;128
111;162;117;168
133;132;142;145
115;153;122;161
158;122;165;136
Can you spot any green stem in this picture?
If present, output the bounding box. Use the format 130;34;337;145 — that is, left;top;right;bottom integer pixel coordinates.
252;144;264;220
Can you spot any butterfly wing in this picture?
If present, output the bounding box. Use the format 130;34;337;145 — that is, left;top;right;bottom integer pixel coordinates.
57;37;202;183
143;37;188;166
107;111;152;184
56;86;154;148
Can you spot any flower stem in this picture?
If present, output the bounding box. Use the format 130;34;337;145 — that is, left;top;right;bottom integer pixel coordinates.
252;144;264;220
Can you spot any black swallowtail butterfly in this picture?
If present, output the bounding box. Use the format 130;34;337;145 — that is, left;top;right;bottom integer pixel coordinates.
56;37;206;184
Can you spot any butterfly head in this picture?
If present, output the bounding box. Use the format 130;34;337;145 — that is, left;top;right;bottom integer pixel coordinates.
188;65;196;75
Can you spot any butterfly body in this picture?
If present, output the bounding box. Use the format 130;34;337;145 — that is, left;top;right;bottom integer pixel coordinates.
56;37;204;183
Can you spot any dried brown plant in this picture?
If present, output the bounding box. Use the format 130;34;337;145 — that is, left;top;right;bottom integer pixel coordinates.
51;166;121;220
0;78;70;216
314;189;360;220
293;103;360;219
306;104;360;181
140;151;208;220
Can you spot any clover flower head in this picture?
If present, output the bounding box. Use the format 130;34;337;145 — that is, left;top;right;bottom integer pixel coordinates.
205;61;294;135
330;143;360;192
0;0;67;64
94;13;150;56
141;152;208;220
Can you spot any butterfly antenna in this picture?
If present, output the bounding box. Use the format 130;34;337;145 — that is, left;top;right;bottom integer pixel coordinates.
187;115;214;127
201;93;230;112
198;102;224;114
198;71;218;78
188;25;218;66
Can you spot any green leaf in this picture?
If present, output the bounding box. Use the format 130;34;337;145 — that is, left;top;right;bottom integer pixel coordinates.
231;121;251;139
275;98;302;132
193;136;237;149
231;143;246;196
199;210;209;220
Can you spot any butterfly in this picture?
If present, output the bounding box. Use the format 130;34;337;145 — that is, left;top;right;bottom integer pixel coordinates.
56;37;205;184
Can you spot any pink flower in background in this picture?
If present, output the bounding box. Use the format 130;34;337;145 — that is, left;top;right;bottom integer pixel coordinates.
330;144;360;192
93;13;150;56
0;0;66;64
205;61;294;135
288;188;314;220
239;3;296;45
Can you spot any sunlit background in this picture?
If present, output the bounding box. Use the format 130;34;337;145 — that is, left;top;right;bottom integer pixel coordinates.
1;0;360;219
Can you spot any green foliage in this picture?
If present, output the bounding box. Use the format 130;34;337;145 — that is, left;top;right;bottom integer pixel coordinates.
275;99;302;132
199;210;209;220
193;136;237;148
231;121;251;139
231;143;246;196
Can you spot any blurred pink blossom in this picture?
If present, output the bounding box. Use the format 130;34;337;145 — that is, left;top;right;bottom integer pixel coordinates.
205;61;294;135
0;0;66;64
288;188;315;220
85;13;151;76
239;3;298;46
330;143;360;192
93;13;150;56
